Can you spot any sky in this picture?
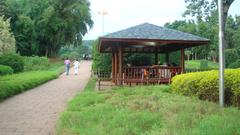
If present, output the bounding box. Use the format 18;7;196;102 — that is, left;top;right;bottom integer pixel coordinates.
83;0;240;40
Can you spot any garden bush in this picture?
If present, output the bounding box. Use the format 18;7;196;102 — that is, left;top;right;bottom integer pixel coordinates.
92;40;111;72
225;49;239;67
0;65;13;75
23;56;50;71
200;60;208;69
0;53;24;73
228;60;240;68
171;69;240;106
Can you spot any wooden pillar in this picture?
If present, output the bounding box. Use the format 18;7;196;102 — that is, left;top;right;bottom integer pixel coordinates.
181;48;185;73
114;50;118;85
112;53;115;83
155;52;158;65
118;47;123;85
166;53;169;64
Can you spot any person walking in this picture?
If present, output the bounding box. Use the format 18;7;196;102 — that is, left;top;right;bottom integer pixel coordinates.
64;58;71;76
73;59;80;75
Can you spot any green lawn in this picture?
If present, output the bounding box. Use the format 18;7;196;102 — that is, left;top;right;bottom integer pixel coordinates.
0;62;64;101
56;82;240;135
185;60;218;70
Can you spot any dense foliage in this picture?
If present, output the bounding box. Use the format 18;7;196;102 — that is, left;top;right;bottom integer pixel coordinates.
92;40;111;72
58;40;93;60
0;16;15;54
1;0;93;57
0;53;24;73
124;53;154;66
22;56;50;71
0;64;13;75
57;84;240;135
185;60;218;71
228;60;240;68
165;0;240;68
172;69;240;106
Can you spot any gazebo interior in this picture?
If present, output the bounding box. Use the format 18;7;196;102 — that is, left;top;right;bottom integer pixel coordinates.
98;23;209;85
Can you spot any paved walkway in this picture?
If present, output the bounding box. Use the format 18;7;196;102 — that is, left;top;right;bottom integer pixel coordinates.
0;61;92;135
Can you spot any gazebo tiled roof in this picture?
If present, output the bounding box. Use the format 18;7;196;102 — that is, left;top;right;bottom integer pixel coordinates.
103;23;209;41
99;23;209;53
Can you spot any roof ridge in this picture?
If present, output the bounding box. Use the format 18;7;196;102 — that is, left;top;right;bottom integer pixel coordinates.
103;22;209;41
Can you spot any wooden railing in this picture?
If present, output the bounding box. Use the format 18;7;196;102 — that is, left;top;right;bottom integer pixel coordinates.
92;70;112;90
93;66;182;86
122;66;182;84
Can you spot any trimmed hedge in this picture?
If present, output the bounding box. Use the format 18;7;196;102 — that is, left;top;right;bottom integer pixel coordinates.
0;65;13;75
0;71;58;100
171;69;240;106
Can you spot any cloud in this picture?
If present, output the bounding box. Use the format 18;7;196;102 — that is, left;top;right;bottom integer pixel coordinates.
84;0;240;40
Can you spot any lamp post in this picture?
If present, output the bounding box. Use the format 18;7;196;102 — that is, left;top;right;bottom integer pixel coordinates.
98;10;108;35
218;0;225;107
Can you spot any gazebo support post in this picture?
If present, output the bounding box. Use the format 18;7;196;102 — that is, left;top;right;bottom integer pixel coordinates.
181;48;185;73
114;50;118;85
112;53;115;83
118;47;123;85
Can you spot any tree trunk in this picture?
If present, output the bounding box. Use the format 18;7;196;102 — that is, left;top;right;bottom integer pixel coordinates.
45;47;48;57
213;56;216;63
222;0;234;48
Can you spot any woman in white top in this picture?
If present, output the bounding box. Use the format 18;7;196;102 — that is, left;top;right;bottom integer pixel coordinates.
73;59;80;75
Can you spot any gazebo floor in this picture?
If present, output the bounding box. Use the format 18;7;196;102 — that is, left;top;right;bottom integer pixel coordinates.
97;79;170;91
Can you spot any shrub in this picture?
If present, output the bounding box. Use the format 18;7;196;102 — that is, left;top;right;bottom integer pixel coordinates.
125;53;154;66
171;69;240;106
92;39;111;72
23;56;50;71
0;64;13;75
60;53;68;60
0;53;24;73
225;49;239;67
228;60;240;68
69;51;80;60
200;60;208;69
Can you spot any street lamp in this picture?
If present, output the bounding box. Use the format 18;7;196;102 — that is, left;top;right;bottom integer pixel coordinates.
218;0;225;107
98;10;108;35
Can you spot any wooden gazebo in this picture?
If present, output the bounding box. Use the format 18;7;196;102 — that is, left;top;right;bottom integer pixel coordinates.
98;23;209;85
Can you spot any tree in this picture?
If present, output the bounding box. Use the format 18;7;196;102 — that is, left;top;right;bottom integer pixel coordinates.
0;0;7;16
209;50;217;62
184;0;235;30
183;0;235;49
185;50;192;61
14;15;37;55
5;0;93;57
36;0;93;57
0;16;16;54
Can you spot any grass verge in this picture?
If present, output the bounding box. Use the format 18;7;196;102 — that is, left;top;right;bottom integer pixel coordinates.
56;84;240;135
185;60;218;70
0;63;64;101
